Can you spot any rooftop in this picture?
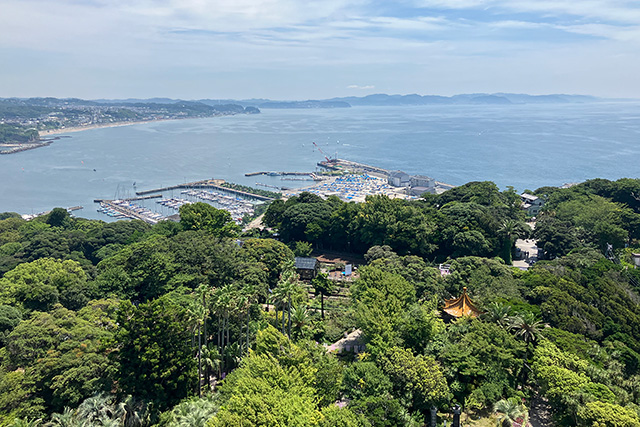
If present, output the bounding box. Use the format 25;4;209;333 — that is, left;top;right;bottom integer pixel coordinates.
443;287;482;318
520;193;539;201
295;257;318;270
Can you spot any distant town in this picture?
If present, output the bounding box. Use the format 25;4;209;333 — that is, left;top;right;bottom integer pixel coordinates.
0;97;259;154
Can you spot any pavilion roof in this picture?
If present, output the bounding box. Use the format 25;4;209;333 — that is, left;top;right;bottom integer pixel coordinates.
443;287;482;318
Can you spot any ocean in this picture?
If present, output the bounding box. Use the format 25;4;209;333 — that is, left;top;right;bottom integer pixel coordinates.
1;102;639;220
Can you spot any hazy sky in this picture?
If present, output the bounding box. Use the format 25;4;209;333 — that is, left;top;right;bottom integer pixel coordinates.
2;0;639;100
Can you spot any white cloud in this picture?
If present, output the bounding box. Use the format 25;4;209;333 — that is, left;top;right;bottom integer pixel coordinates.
1;0;640;98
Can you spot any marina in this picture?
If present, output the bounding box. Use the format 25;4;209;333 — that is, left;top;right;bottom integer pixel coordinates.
94;179;267;224
135;179;275;201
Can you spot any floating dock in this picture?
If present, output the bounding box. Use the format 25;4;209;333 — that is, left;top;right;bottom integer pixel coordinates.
94;199;160;224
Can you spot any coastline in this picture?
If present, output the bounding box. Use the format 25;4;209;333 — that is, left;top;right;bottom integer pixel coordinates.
40;119;170;136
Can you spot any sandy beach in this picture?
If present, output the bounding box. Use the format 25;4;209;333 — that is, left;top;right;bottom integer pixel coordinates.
39;119;166;136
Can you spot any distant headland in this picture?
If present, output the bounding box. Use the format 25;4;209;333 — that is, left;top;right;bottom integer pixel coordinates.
0;98;259;154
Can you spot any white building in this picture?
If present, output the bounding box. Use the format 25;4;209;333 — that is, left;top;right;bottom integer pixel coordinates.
410;175;435;188
520;193;544;216
388;171;411;187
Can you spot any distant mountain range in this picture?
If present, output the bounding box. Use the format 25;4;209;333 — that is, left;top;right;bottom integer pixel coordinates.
89;92;622;109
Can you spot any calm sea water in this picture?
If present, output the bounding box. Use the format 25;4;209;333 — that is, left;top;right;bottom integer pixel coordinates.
1;103;639;219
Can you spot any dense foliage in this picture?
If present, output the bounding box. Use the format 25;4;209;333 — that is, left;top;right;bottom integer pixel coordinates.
0;124;39;144
1;177;640;426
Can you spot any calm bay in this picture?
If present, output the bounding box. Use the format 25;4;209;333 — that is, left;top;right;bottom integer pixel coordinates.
1;102;639;220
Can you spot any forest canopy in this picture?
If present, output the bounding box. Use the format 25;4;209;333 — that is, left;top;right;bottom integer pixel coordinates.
1;177;640;426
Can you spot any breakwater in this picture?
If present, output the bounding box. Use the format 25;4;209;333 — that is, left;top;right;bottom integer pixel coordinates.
136;179;275;201
317;159;389;177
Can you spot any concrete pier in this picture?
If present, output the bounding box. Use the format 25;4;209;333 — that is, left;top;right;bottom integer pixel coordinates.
136;179;275;201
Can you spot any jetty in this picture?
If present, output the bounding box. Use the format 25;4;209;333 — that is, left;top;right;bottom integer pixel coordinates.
136;179;275;201
245;171;315;177
317;159;389;177
94;194;162;203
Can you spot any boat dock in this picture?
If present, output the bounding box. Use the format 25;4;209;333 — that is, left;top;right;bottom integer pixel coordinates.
136;179;275;201
95;199;162;224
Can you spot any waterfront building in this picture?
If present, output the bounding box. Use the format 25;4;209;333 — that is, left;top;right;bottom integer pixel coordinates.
388;170;411;187
410;175;435;188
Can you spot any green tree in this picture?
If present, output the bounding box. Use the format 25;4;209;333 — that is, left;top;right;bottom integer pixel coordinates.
240;238;294;292
115;296;197;410
318;406;370;427
379;347;450;418
46;208;72;229
179;203;239;238
2;301;118;415
342;361;393;401
577;401;640;427
292;241;313;257
208;352;320;427
0;258;87;311
498;219;529;264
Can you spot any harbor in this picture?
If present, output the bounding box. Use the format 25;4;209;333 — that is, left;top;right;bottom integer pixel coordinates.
91;158;454;223
94;179;269;224
135;179;275;201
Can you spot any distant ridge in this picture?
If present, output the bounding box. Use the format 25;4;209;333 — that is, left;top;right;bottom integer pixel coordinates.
29;93;625;109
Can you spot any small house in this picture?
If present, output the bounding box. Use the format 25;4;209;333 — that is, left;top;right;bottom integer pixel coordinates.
295;257;319;281
520;193;544;216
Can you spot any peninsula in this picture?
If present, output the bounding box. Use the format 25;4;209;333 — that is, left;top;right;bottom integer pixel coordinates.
0;98;259;154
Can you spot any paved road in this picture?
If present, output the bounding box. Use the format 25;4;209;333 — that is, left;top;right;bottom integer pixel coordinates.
513;238;540;270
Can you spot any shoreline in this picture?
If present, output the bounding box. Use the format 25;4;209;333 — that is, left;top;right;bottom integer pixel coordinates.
39;119;171;136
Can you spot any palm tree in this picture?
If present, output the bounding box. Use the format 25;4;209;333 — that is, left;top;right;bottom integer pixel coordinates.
292;305;309;338
494;398;528;427
508;312;545;345
168;396;219;427
10;419;43;427
201;343;222;385
189;286;208;397
212;285;238;375
241;284;257;353
484;302;512;328
276;271;304;338
47;408;82;427
271;284;287;334
76;394;114;424
509;312;547;385
223;341;243;371
114;395;149;427
311;272;334;319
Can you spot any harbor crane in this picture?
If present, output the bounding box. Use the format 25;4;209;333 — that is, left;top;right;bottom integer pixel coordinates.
312;141;330;162
312;141;336;163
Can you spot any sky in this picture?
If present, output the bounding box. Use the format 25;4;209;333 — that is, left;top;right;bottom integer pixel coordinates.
1;0;640;100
